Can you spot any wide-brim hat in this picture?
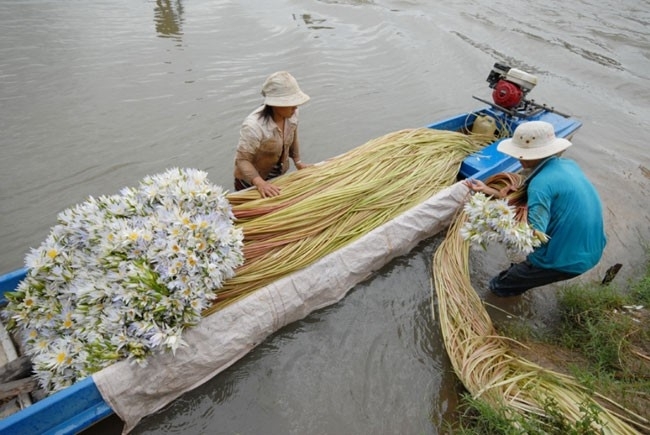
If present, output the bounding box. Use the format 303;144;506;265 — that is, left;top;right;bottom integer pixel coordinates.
261;71;310;107
497;120;572;160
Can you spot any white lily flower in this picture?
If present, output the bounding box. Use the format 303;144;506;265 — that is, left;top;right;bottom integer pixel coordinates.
462;192;547;256
2;168;244;394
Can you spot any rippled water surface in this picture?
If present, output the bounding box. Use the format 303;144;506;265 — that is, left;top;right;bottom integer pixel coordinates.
1;0;648;434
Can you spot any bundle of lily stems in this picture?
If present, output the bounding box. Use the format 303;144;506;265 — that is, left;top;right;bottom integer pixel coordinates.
432;173;649;434
203;127;492;314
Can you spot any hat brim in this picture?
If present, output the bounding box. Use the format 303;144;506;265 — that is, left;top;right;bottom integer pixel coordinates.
264;91;310;107
497;137;572;160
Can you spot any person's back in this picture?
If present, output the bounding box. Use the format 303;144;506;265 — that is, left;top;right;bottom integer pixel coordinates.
465;120;608;297
526;157;606;274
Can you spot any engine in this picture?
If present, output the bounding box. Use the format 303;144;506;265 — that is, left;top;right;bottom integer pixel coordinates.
486;63;538;109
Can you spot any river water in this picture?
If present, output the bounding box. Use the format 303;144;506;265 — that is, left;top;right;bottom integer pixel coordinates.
1;0;648;434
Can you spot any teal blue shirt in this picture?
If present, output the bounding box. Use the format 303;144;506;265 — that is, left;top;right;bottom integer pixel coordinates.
525;157;606;274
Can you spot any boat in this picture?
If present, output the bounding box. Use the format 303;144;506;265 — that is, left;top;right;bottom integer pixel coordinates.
0;63;582;434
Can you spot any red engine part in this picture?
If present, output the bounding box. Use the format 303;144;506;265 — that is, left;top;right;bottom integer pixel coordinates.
492;79;523;108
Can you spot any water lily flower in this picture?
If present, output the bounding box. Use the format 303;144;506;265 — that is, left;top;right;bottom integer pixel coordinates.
461;192;547;258
2;168;244;394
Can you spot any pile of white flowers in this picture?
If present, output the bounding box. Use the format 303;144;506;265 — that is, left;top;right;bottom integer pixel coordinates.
460;192;547;258
3;168;244;393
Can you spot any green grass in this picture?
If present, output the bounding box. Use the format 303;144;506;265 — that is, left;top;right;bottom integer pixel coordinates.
452;395;608;435
450;255;650;434
556;265;650;377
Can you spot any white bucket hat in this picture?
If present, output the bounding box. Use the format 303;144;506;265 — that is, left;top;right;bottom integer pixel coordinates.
261;71;310;107
497;121;572;160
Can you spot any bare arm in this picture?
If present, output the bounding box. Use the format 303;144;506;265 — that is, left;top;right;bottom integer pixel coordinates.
463;178;504;198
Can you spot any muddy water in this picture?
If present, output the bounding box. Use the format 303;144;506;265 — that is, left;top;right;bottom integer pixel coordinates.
1;0;648;434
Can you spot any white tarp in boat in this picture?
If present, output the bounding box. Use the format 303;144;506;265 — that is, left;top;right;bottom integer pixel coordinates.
93;181;469;434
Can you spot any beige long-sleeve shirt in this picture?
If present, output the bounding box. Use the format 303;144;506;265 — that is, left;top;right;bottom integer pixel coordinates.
233;105;301;183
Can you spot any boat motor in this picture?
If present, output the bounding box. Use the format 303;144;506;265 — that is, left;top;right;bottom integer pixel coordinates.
485;63;538;109
473;63;571;119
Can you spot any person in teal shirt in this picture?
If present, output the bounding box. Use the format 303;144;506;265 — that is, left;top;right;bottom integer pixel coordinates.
464;121;606;297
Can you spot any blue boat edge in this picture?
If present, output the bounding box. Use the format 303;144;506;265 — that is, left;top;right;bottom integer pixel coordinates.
0;269;113;434
0;376;112;435
426;105;582;182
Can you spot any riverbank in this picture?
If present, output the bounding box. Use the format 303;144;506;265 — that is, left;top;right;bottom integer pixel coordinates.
453;251;650;433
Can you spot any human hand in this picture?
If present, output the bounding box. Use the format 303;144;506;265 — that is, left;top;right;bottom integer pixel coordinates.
254;178;281;198
463;178;503;198
295;161;313;170
463;178;487;192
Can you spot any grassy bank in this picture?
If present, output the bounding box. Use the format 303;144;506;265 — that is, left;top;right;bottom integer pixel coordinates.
451;257;650;434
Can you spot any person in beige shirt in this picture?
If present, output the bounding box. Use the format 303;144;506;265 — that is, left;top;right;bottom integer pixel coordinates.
233;71;311;197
